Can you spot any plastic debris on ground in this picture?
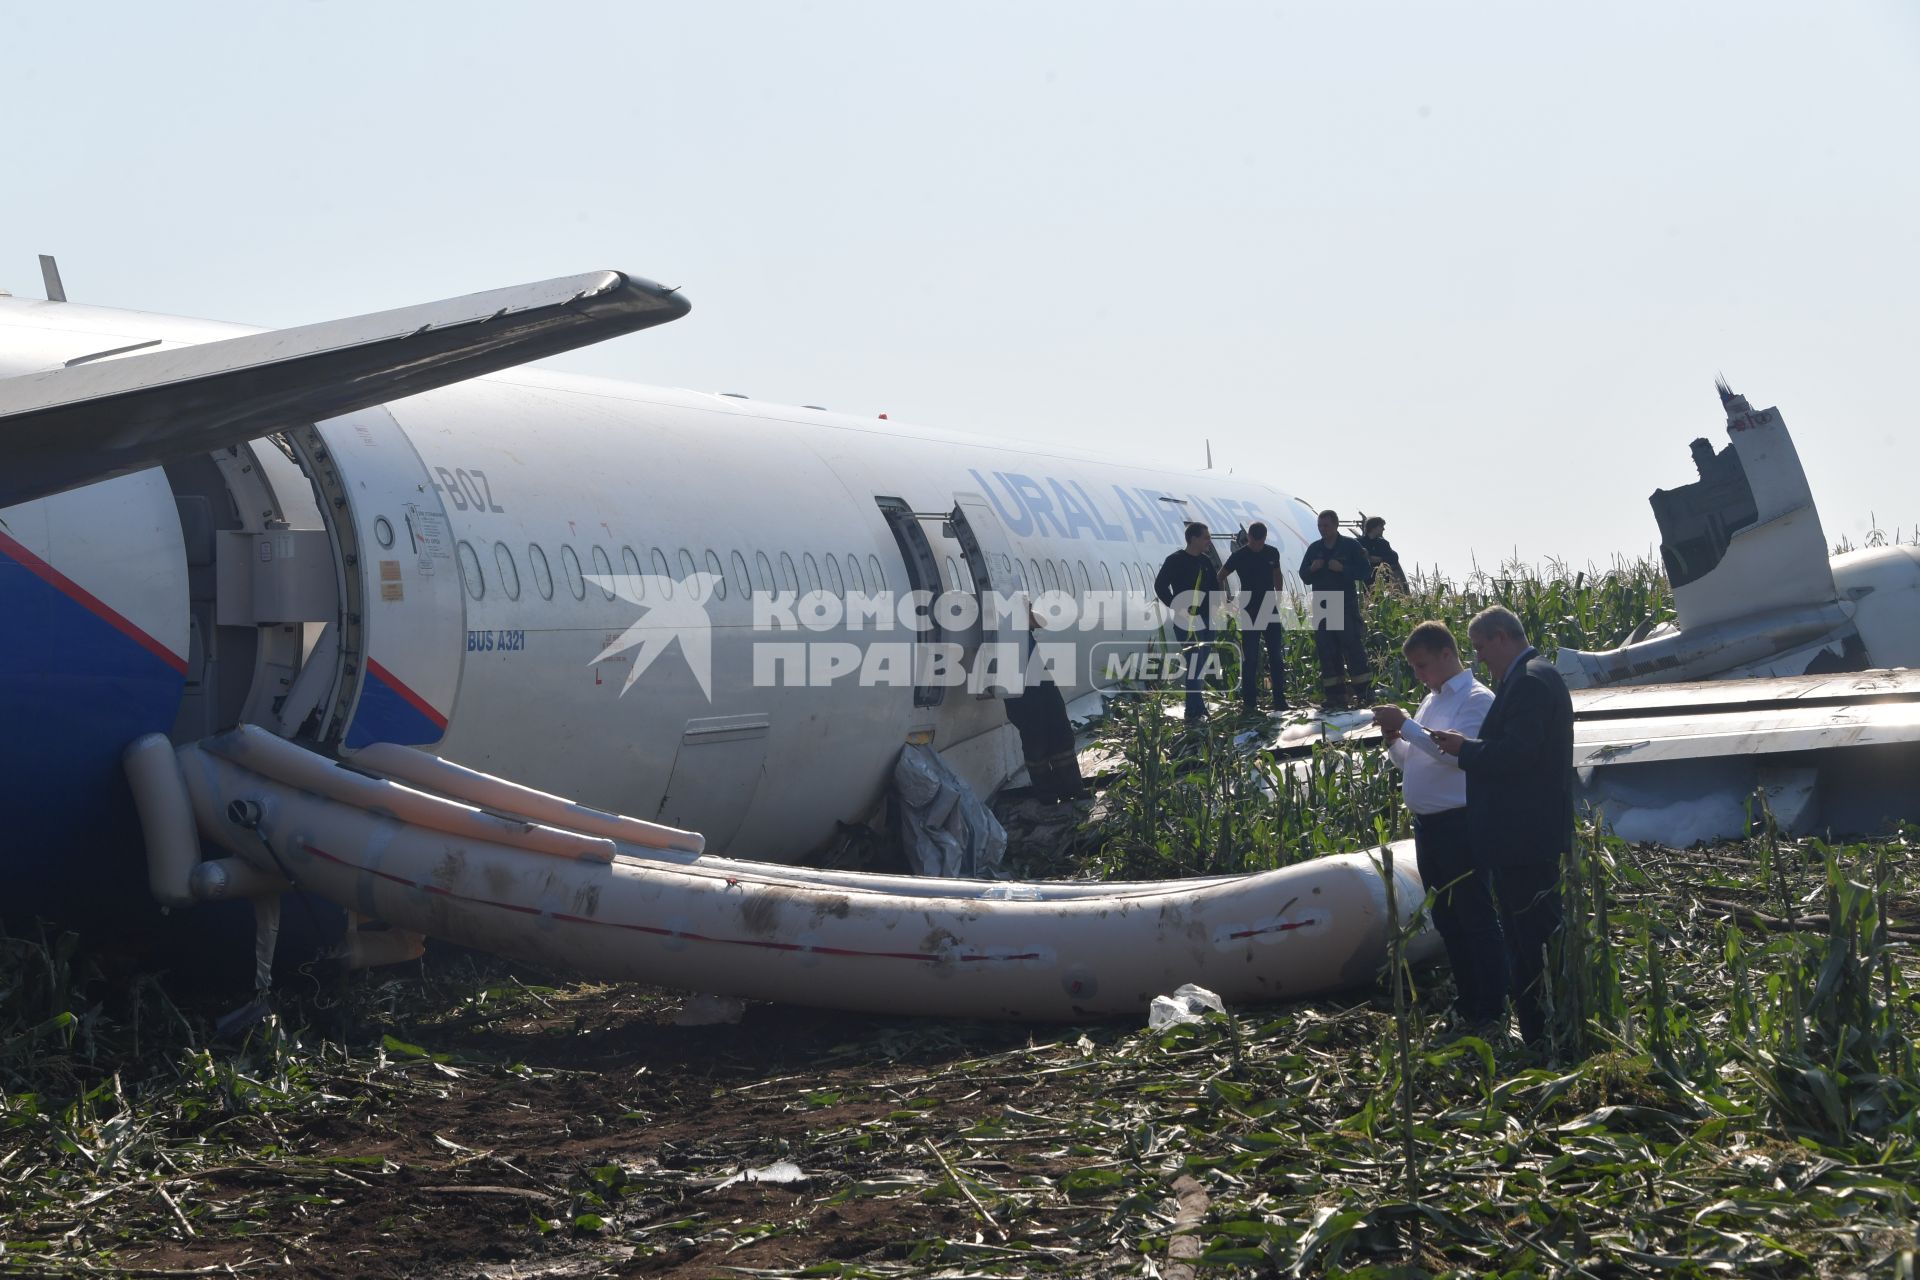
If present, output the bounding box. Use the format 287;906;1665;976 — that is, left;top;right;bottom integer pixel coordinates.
892;743;1007;878
1147;983;1226;1029
713;1161;807;1191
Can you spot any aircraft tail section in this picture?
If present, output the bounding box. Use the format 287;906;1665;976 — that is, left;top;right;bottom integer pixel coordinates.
1554;383;1856;689
1652;381;1835;632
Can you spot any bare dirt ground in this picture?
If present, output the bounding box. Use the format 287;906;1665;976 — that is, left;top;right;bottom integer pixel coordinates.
115;966;1166;1279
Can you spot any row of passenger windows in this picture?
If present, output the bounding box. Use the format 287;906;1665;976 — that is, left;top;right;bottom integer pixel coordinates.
454;540;905;605
451;538;1182;608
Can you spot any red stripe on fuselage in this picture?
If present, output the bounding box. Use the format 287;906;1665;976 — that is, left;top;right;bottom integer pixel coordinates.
364;657;449;730
0;529;188;676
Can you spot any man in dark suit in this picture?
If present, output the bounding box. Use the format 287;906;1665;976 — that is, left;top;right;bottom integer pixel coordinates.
1430;605;1575;1049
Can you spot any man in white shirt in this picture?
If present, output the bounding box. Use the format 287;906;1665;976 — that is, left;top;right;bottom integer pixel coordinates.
1372;621;1509;1030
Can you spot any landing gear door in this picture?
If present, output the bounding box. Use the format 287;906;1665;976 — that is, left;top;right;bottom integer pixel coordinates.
948;493;1025;699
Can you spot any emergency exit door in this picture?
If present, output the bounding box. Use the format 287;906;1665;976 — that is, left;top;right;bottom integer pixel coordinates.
876;496;946;709
946;493;1026;697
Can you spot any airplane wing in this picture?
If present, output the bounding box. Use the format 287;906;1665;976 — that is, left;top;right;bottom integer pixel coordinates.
1573;668;1920;767
0;270;689;508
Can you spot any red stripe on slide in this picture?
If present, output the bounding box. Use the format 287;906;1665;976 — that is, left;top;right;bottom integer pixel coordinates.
0;529;188;675
1227;919;1319;940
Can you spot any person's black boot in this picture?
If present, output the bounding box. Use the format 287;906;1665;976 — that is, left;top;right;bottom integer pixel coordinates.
1045;752;1090;802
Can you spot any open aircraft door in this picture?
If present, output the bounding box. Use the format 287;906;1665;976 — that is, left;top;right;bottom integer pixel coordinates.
292;407;465;752
947;493;1026;697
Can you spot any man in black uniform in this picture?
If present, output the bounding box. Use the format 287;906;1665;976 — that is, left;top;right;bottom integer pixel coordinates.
1154;522;1220;725
1431;605;1576;1051
1359;516;1408;591
1221;522;1288;713
1297;509;1374;709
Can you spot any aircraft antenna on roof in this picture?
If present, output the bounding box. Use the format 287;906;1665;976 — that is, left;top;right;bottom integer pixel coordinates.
38;255;66;303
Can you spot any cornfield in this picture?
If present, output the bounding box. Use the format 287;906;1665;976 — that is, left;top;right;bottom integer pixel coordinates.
6;557;1920;1277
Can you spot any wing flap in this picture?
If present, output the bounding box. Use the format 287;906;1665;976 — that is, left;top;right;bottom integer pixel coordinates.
0;270;689;507
1572;668;1920;718
1575;668;1920;766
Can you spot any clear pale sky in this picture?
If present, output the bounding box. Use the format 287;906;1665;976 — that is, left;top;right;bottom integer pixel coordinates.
5;2;1916;578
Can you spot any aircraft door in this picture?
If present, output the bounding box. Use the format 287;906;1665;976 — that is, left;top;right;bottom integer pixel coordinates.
876;497;947;709
296;407;465;751
947;494;1026;698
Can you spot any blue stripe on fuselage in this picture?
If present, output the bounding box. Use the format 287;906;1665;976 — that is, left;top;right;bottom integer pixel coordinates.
343;665;446;749
0;543;185;911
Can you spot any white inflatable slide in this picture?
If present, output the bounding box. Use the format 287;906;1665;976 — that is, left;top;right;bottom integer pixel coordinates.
132;726;1435;1022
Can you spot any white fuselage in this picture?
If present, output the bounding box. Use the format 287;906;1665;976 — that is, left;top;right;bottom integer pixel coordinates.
0;295;1319;881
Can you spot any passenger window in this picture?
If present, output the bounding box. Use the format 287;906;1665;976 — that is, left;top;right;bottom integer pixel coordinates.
803;552;822;593
779;551;799;593
678;548;700;601
528;543;554;600
755;550;775;594
845;554;866;594
592;546;615;600
560;545;585;600
705;549;727;601
1076;561;1091;594
494;542;521;601
457;541;485;600
1029;559;1045;594
1101;563;1115;592
622;546;645;599
650;548;674;600
824;554;843;595
867;554;886;594
731;550;752;599
1041;560;1059;592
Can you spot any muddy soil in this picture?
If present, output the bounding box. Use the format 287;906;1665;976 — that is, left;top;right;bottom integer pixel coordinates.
120;968;1149;1279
